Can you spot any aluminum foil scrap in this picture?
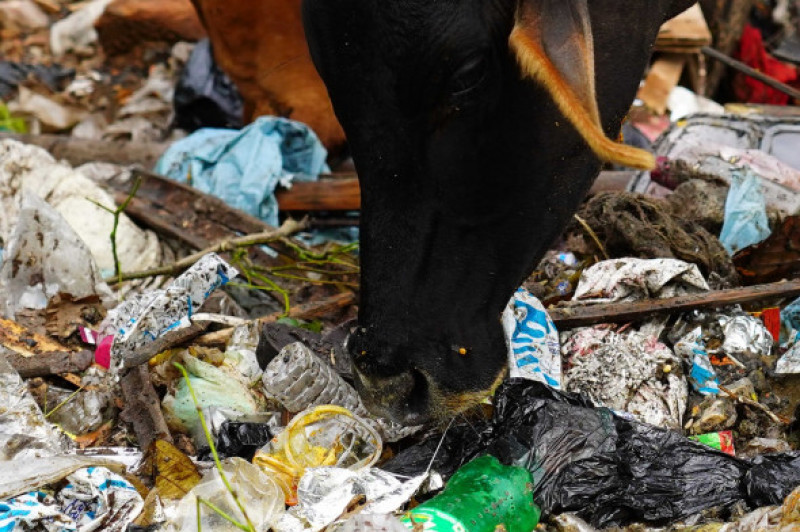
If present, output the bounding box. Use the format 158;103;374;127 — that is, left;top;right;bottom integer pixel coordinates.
277;467;427;531
720;314;773;358
562;325;687;430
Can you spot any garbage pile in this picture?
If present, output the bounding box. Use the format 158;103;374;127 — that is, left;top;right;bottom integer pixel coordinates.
4;1;800;531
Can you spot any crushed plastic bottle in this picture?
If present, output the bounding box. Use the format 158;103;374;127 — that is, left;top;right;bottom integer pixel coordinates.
252;405;382;506
400;455;540;532
261;342;419;442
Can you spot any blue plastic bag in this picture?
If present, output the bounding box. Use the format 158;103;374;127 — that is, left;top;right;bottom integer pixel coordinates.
155;117;329;227
719;168;771;256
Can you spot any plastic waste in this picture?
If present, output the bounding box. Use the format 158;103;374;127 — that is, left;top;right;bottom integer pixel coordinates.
0;0;49;32
154;116;329;227
225;321;263;385
0;351;66;460
0;101;26;133
720;314;774;358
278;467;427;531
168;457;284;532
44;386;114;436
99;253;238;368
0;454;126;500
9;86;87;131
328;514;408;532
776;342;800;374
162;354;259;440
261;342;420;442
253;405;382;506
0;189;113;319
562;324;687;430
501;288;561;387
383;379;800;528
720;168;771;256
205;421;275;462
572;257;709;304
0;466;142;532
0;139;163;277
49;0;113;56
401;455;540;532
674;327;720;395
690;431;736;456
174;39;244;132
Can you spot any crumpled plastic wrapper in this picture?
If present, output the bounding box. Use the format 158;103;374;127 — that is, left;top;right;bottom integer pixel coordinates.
720;314;773;358
572;258;709;304
562;325;687;430
502;288;561;388
0;466;141;531
167;457;284;532
225;321;263;385
674;327;720;395
0;351;66;460
276;467;427;532
0;189;113;318
0;139;163;277
100;253;238;368
261;342;421;442
776;342;800;374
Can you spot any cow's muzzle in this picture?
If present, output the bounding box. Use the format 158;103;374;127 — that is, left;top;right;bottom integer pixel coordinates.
352;363;432;426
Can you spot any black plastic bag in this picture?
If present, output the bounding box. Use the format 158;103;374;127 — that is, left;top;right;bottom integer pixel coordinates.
173;39;244;132
198;421;273;461
384;379;800;528
0;62;75;98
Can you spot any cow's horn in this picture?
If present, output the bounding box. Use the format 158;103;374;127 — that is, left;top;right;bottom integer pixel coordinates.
510;0;655;170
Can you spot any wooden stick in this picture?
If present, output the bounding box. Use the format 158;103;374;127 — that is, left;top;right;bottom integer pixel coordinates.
549;279;800;329
194;291;357;347
120;365;174;450
5;350;94;379
105;217;309;283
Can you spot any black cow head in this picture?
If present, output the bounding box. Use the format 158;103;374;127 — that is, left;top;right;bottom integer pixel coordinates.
303;0;695;424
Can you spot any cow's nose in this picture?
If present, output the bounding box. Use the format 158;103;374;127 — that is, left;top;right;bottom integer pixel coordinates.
352;364;431;426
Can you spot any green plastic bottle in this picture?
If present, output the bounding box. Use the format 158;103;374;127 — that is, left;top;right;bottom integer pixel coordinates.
400;455;541;532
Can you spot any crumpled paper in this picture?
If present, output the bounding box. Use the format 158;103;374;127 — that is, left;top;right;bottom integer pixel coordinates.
720;314;773;358
572;258;709;304
502;288;561;388
562;325;687;430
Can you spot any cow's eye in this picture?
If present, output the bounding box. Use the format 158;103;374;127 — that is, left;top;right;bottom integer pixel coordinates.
450;56;488;97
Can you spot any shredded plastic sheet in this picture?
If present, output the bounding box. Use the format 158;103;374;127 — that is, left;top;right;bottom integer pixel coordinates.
0;190;113;319
720;168;772;256
0;351;66;460
674;327;720;395
99;253;238;368
562;325;687;430
572;258;709;304
502;288;561;388
155;116;329;228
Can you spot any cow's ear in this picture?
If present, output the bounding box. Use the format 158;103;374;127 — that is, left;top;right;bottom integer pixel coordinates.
510;0;655;170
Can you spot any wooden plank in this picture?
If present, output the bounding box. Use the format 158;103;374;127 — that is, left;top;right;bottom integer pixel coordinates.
655;3;712;52
548;280;800;329
637;55;687;115
276;176;361;211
